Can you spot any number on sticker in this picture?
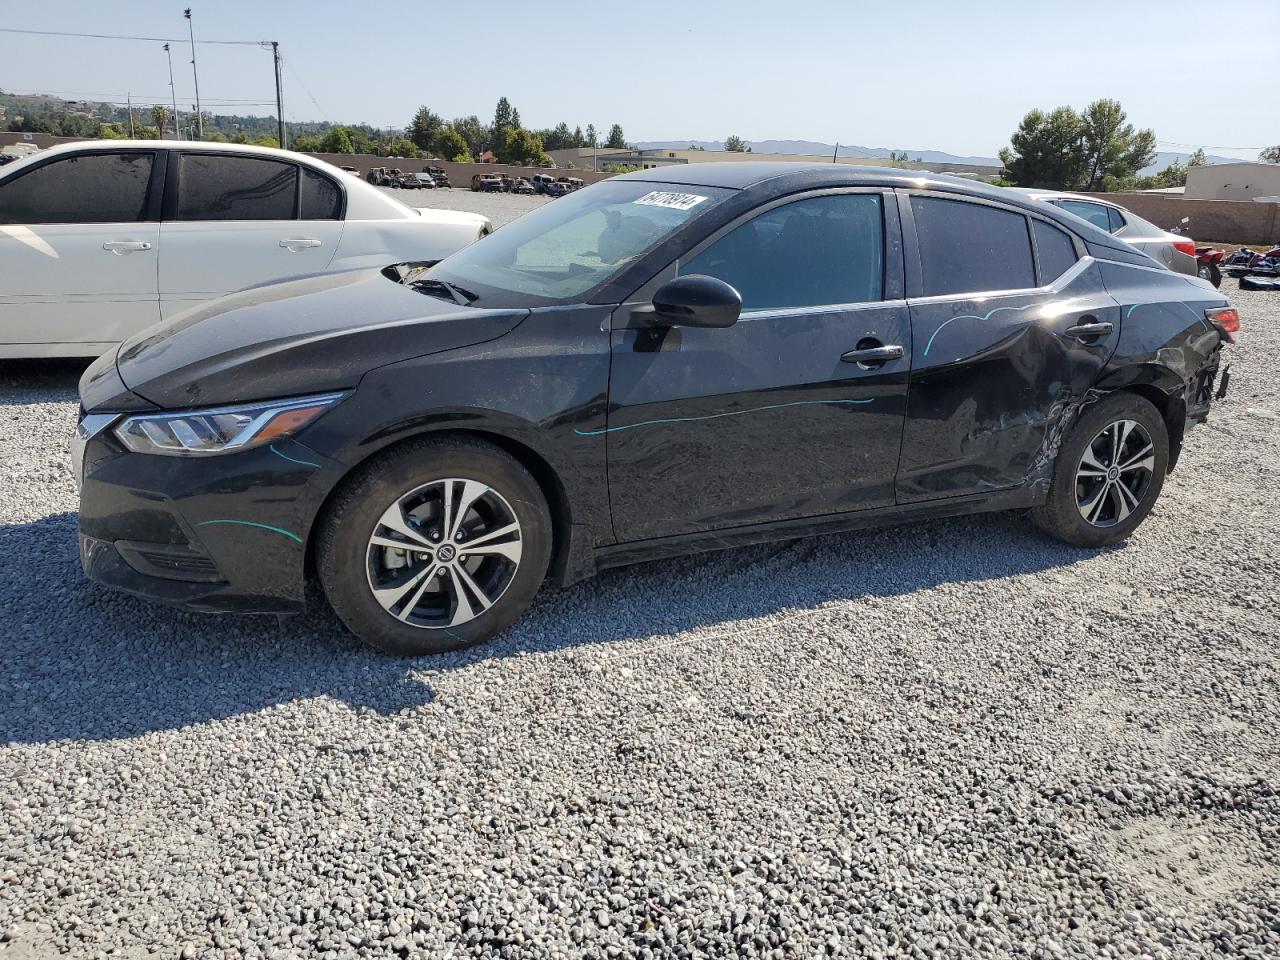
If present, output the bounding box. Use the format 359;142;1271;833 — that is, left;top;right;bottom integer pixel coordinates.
633;191;709;212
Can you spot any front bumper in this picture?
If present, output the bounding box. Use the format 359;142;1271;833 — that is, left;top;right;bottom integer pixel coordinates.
77;425;345;614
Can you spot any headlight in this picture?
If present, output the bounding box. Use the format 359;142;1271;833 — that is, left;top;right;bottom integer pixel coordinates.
114;393;345;456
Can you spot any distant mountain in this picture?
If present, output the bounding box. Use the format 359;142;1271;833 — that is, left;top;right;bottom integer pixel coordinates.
634;139;1243;175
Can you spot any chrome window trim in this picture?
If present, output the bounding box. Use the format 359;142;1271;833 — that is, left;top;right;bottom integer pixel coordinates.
905;256;1093;306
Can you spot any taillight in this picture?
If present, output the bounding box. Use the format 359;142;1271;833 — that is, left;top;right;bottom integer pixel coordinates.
1206;306;1240;343
1173;239;1197;257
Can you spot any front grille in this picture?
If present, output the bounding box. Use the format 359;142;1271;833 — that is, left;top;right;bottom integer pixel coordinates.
115;540;226;584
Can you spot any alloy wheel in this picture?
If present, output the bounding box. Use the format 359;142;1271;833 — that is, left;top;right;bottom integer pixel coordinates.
365;478;522;629
1074;419;1156;528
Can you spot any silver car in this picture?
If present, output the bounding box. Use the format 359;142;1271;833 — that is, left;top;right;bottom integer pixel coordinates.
1014;190;1197;277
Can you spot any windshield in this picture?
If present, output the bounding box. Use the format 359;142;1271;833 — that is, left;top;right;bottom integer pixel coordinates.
429;179;733;305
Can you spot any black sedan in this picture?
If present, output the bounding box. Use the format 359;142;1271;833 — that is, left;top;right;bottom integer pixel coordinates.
76;163;1238;655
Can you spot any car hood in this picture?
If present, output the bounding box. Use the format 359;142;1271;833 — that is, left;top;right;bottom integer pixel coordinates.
112;268;527;409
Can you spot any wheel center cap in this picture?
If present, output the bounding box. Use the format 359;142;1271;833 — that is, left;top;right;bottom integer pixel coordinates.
437;544;457;562
1106;466;1120;482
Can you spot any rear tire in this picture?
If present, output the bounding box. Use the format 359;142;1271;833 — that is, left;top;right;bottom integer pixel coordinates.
317;437;552;656
1031;392;1169;548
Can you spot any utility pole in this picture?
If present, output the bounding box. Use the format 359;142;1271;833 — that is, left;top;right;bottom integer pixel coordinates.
163;43;181;139
184;8;203;139
832;141;839;163
126;93;136;137
271;41;286;149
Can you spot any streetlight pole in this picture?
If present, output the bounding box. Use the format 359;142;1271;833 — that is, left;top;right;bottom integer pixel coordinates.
162;43;181;139
184;8;203;139
271;41;285;149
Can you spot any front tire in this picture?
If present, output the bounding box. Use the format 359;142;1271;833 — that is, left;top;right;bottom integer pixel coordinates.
317;438;552;656
1031;393;1169;548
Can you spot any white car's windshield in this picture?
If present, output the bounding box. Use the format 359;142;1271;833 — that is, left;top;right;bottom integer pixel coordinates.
429;180;733;305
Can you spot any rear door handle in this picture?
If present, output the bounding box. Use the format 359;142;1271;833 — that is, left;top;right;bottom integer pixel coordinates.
841;344;904;365
102;240;152;254
1063;321;1114;341
279;238;323;250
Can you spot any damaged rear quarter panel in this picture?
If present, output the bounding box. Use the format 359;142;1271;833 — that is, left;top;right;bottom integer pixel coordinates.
897;260;1119;502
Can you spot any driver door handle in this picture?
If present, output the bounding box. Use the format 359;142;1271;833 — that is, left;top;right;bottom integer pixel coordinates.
279;237;323;251
102;240;152;254
841;344;904;364
1064;320;1114;341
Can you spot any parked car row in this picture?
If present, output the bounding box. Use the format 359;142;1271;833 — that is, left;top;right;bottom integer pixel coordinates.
367;166;451;190
0;141;489;357
469;173;585;196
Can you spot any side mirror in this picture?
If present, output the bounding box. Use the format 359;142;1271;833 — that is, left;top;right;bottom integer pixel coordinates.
651;275;742;328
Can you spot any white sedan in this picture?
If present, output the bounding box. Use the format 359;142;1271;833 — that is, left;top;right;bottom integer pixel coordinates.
0;141;491;358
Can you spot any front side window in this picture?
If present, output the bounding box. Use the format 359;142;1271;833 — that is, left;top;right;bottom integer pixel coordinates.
429;180;732;305
680;194;884;311
177;154;297;221
911;196;1035;296
1053;199;1112;232
0;152;153;224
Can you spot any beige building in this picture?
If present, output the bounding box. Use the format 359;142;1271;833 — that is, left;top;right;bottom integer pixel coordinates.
1185;162;1280;202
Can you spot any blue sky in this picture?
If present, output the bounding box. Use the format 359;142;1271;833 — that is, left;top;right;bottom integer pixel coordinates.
2;0;1275;159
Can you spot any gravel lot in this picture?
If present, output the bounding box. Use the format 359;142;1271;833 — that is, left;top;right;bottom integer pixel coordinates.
1;254;1278;956
386;185;551;228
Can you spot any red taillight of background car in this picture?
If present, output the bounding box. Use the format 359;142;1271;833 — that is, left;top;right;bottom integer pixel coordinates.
1206;306;1240;343
1173;239;1198;258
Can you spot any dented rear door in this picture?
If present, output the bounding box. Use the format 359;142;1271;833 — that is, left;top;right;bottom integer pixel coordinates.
895;191;1119;503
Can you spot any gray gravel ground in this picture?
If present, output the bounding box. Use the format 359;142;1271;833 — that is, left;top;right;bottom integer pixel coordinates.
1;270;1278;958
385;186;552;228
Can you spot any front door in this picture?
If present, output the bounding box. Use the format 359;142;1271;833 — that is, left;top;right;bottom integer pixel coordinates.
0;150;161;353
897;192;1121;502
159;152;343;318
605;191;911;543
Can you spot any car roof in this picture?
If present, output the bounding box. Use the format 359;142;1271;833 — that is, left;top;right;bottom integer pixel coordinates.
614;161;1016;196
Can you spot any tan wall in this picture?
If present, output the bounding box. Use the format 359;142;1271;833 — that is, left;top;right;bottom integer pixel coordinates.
1081;192;1280;245
1185;163;1280;201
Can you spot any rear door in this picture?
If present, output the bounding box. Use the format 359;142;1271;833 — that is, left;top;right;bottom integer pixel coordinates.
159;153;344;318
897;191;1120;502
606;189;912;542
0;149;161;353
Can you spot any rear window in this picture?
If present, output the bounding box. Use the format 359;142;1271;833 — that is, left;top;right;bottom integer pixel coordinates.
0;152;153;224
1054;199;1112;232
1032;220;1078;284
910;196;1035;296
177;154;297;221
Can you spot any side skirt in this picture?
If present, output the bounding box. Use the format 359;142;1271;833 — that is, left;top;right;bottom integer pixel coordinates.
592;486;1045;573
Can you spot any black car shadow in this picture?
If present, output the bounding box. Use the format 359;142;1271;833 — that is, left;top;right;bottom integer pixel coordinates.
0;507;1109;746
0;359;91;406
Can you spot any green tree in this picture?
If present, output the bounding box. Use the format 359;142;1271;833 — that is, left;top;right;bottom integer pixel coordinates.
150;105;172;137
547;122;573;150
491;97;515;140
584;124;598;148
605;123;626;149
99;122;127;139
1079;98;1155;191
318;126;355;154
436;126;471;162
1260;145;1280;163
723;134;745;152
408;106;443;154
1187;147;1207;167
385;137;423;158
451;115;486;156
572;125;584;148
998;106;1087;189
495;127;548;166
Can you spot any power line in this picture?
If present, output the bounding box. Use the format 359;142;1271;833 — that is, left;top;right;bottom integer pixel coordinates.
1157;139;1266;152
282;56;328;123
0;26;265;46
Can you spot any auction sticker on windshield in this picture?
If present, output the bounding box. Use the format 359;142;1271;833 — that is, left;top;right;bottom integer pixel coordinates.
632;191;709;211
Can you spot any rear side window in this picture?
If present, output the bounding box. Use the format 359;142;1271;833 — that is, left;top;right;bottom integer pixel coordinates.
1054;199;1112;232
301;167;342;220
1032;220;1078;284
0;152;153;224
1107;206;1125;232
910;196;1035;296
681;194;884;310
177;154;297;221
